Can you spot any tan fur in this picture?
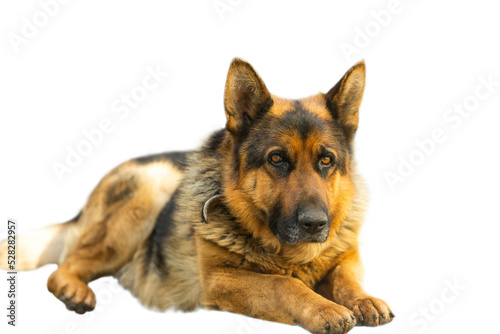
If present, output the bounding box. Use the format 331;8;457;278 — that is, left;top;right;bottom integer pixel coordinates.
0;222;69;271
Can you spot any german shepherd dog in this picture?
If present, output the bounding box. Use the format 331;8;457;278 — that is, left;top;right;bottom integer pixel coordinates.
1;59;394;333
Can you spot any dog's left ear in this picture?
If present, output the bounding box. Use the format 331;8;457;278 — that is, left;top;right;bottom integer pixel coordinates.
224;58;272;136
324;60;366;141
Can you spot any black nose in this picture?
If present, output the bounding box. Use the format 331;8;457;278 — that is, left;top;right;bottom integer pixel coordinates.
298;206;329;235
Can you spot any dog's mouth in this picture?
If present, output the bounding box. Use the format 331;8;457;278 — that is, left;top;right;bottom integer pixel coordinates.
271;217;330;245
275;227;330;245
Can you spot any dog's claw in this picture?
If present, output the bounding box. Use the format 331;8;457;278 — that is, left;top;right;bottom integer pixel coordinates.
75;303;86;314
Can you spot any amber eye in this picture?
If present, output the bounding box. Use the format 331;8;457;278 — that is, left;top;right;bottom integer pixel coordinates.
320;156;332;166
271;154;283;164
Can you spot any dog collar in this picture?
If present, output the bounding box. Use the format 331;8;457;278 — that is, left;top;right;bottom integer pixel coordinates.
201;194;224;224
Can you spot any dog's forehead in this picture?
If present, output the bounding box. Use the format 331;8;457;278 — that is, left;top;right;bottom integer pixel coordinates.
269;94;332;120
261;95;339;145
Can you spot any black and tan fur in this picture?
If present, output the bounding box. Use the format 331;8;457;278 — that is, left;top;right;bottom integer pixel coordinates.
0;59;393;334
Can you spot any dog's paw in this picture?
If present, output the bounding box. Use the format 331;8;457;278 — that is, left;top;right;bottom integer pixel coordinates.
348;295;394;327
301;302;356;334
47;270;96;314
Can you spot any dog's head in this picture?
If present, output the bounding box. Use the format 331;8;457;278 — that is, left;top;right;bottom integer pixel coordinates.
221;58;365;248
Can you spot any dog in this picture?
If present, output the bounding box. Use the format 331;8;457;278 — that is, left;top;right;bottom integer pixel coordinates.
1;58;394;334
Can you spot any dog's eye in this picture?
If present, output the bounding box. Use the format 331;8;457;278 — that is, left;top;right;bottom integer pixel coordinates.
270;154;284;165
320;156;333;167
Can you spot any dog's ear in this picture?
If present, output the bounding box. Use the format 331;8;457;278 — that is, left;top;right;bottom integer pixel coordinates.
324;60;366;141
224;58;272;135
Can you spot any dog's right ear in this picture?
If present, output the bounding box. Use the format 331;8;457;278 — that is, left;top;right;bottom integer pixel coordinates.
224;58;272;136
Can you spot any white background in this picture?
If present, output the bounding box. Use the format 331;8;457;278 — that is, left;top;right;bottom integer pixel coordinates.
1;1;499;333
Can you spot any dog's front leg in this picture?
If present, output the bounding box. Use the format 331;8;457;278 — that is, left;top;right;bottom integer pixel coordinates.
197;240;356;334
316;248;394;327
202;267;357;334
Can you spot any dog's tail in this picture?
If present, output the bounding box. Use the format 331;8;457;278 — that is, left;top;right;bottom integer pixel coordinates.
0;218;76;271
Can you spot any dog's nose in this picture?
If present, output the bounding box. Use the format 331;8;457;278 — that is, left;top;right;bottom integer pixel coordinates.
298;206;329;235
